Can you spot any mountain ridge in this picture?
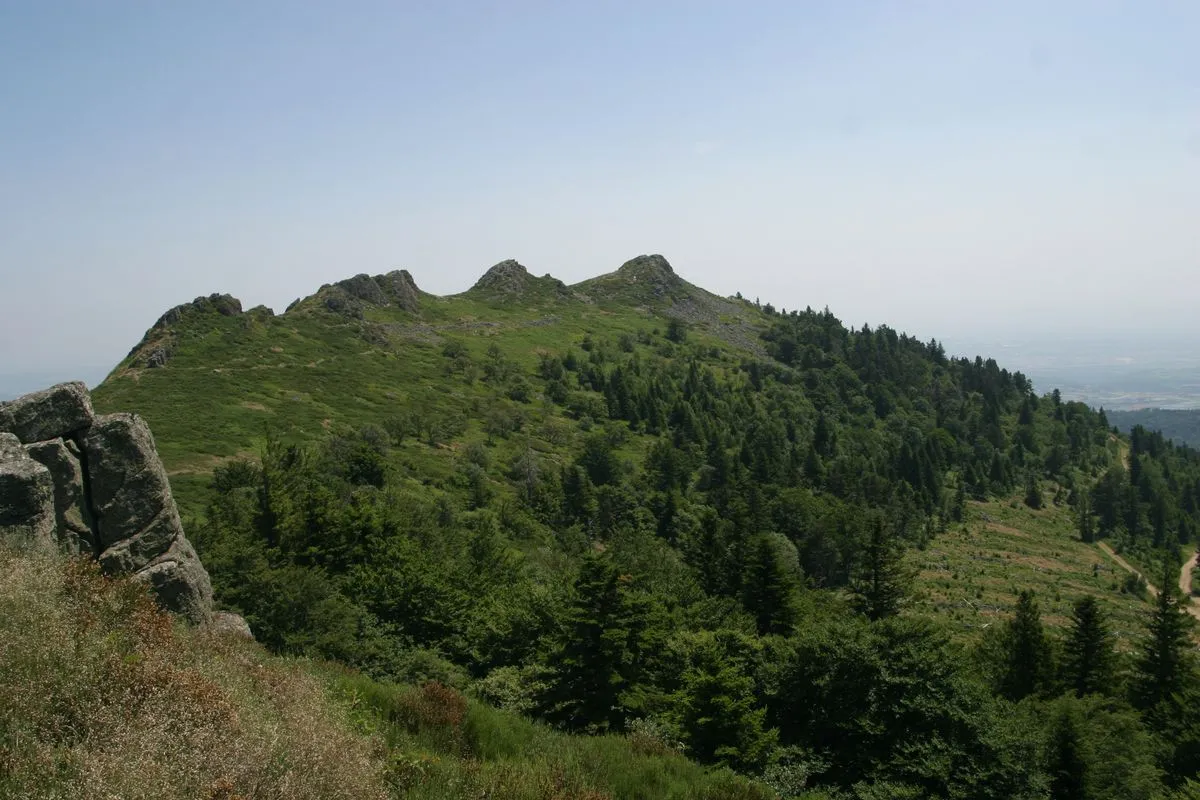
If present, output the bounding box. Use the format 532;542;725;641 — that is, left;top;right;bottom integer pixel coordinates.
113;254;763;381
94;253;767;519
125;253;733;327
81;252;1200;797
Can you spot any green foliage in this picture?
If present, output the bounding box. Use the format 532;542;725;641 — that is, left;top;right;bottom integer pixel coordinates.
667;632;776;772
850;514;911;621
331;670;776;799
1133;572;1195;713
536;553;656;733
87;268;1200;795
772;616;1041;798
1024;473;1044;509
666;317;689;343
741;534;800;635
1039;694;1164;800
1061;595;1116;698
997;590;1053;702
1046;703;1088;800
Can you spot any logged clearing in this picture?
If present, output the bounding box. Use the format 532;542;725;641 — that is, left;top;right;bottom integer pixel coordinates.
913;495;1155;645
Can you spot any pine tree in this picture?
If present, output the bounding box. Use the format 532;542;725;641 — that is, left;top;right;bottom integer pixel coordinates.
989;450;1008;492
1024;472;1044;509
1077;489;1095;543
1062;595;1114;697
1134;564;1193;712
742;535;799;635
578;431;620;486
813;412;834;456
672;636;776;772
999;590;1051;701
560;465;596;525
803;444;825;485
1047;704;1089;800
951;478;967;522
852;515;910;621
539;554;643;732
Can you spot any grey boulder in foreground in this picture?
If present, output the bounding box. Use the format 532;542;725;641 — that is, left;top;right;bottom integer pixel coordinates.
0;384;214;624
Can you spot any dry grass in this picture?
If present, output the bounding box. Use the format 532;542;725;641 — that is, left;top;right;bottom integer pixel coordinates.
0;544;774;800
0;543;389;800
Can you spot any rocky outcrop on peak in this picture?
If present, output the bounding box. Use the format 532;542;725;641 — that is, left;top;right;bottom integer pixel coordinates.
615;254;680;286
467;260;572;302
376;270;422;311
127;293;251;370
574;254;689;305
572;254;765;354
311;270;422;319
473;259;531;293
334;273;390;306
154;293;244;329
0;383;214;624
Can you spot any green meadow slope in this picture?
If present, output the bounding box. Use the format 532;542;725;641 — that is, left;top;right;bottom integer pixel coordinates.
93;255;764;518
78;254;1200;797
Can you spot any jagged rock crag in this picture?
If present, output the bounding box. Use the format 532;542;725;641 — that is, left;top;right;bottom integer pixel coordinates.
310;270;422;319
125;293;247;369
0;382;213;623
468;259;573;301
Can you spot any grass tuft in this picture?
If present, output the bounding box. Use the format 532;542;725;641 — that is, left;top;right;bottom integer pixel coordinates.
0;543;388;800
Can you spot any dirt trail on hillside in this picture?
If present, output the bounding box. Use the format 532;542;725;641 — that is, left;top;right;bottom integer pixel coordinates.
1096;542;1200;622
1116;436;1130;470
1180;551;1199;598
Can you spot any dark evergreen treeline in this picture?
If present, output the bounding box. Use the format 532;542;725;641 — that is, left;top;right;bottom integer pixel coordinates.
1109;408;1200;450
1086;423;1200;574
194;305;1200;798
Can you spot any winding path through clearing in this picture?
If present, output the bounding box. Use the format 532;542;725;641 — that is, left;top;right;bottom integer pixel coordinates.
1090;441;1200;622
1096;542;1200;622
1180;551;1200;599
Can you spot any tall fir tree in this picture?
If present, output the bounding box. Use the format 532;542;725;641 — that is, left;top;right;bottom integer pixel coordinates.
851;515;910;621
1077;489;1095;543
671;636;777;772
1133;563;1193;713
1047;704;1089;800
538;553;644;732
999;590;1052;701
742;535;800;635
1062;595;1114;697
1024;472;1044;510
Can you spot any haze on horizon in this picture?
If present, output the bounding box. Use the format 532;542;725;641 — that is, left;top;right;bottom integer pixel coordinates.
2;1;1197;396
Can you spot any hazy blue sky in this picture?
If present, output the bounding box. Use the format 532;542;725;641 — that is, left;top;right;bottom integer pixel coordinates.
1;1;1197;394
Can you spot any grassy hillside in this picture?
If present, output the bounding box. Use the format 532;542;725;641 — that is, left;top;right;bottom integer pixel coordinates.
912;492;1155;645
0;541;387;799
78;255;1200;797
93;257;762;518
0;541;774;800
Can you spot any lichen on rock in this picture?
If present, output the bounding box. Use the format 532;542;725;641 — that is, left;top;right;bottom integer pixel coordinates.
25;438;95;554
0;381;94;443
0;433;57;549
0;384;214;623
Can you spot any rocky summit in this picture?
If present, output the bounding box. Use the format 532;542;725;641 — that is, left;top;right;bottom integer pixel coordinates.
467;259;573;301
0;382;214;623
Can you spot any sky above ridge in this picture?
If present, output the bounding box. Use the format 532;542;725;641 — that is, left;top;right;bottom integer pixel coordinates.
1;1;1198;393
